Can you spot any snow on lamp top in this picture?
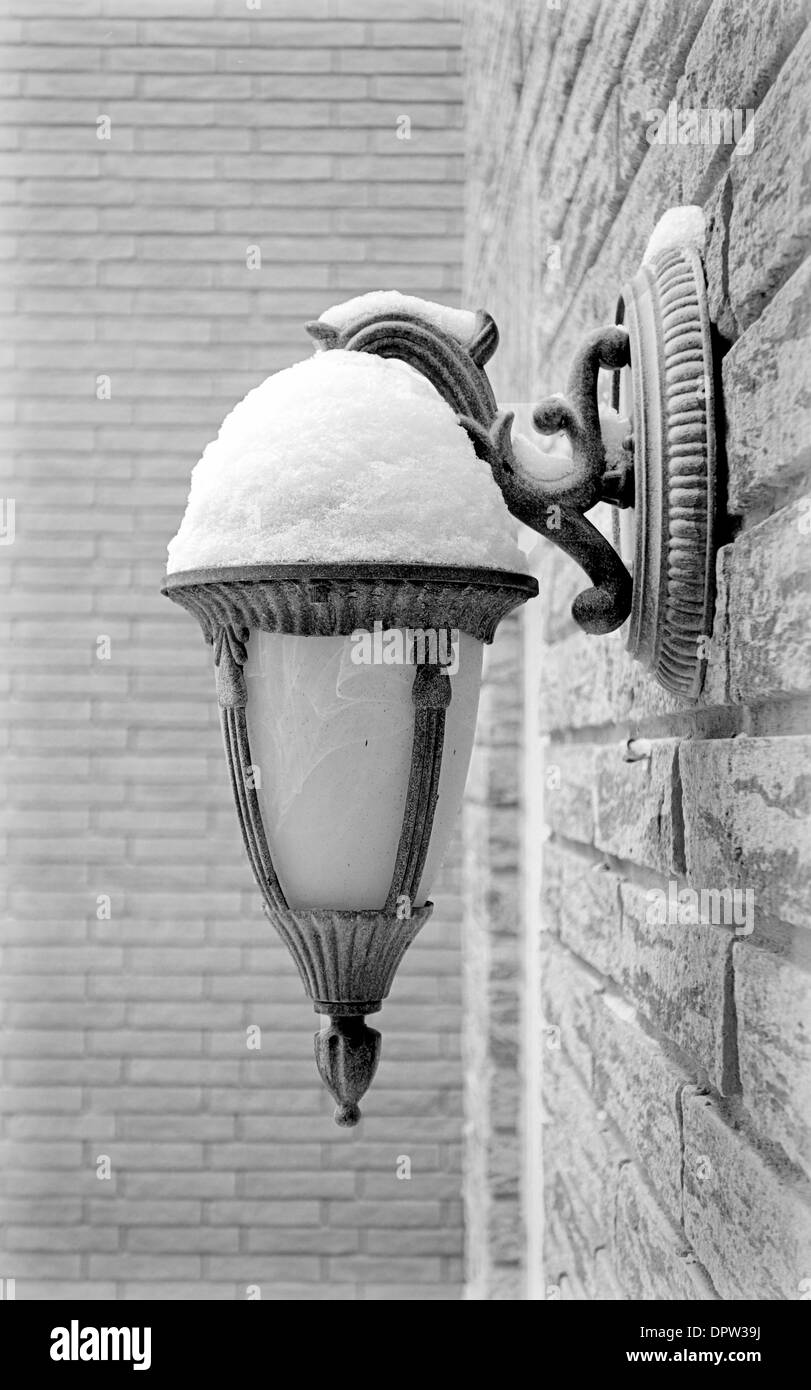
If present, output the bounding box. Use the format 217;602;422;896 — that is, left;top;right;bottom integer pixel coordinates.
166;347;526;575
318;289;480;344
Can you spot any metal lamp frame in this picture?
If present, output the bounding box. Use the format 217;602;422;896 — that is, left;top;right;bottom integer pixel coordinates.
163;256;717;1121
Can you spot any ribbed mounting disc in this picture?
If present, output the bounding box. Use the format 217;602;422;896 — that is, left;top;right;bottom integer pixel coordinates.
621;246;716;699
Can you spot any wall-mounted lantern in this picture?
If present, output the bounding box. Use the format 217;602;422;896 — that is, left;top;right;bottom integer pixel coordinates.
163;232;717;1124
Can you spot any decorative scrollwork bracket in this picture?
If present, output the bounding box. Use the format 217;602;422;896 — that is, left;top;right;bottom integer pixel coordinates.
302;260;716;692
459;325;634;636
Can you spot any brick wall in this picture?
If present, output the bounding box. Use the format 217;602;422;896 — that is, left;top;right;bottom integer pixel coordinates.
461;613;526;1300
1;0;467;1301
462;0;811;1299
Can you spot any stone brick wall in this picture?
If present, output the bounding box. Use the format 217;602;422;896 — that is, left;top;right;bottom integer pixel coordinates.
1;0;466;1301
462;0;811;1299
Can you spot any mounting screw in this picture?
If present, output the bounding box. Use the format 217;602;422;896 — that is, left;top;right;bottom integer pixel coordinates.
623;737;652;762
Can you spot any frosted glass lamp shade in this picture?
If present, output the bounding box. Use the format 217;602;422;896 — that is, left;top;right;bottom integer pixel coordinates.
158;284;547;1125
162;562;537;1125
244;631;483;910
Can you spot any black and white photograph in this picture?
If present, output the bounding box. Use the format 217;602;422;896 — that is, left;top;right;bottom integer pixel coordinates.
1;0;810;1345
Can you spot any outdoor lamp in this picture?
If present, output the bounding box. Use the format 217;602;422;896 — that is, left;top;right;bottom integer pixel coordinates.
163;225;717;1124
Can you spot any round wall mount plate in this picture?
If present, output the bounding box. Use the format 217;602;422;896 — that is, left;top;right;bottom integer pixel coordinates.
619;245;716;699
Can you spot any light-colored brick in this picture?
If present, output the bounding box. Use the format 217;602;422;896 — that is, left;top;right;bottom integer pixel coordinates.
726;24;811;331
680;736;811;930
614;1161;717;1301
461;626;525;1297
546;843;622;979
734;946;811;1172
724;503;811;702
3;4;466;1303
682;1090;811;1299
677;0;807;202
619;880;734;1093
594;739;683;875
591;990;695;1224
724;260;811;511
540;937;602;1085
542;1052;628;1246
543;744;597;846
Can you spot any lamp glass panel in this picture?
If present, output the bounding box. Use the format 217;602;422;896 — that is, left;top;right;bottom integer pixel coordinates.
244;629;483;910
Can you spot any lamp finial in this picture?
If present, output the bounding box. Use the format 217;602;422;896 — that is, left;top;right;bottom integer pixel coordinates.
314;1015;382;1128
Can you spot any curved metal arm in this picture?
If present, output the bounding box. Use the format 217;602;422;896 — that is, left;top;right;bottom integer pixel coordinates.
305;308;499;428
305;304;633;637
460;325;634;635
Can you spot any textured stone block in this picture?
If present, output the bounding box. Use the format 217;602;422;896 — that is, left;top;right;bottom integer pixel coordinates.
682;1090;811;1299
539;629;632;734
725;23;811;327
556;0;718;294
591;990;695;1223
544;1176;602;1298
462;652;524;1296
543;1051;628;1246
724;260;811;511
464;0;811;1311
549;843;623;980
539;839;563;937
592;1246;626;1300
544;744;597;846
725;502;811;702
680;736;811;930
594;739;683;875
677;0;807;200
734;944;811;1172
614;1161;717;1300
542;0;645;222
540;937;603;1086
619;880;735;1093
